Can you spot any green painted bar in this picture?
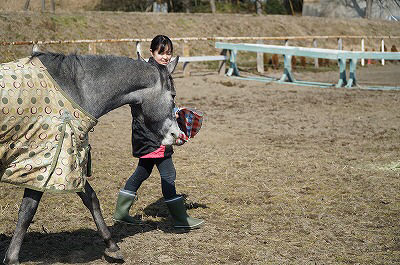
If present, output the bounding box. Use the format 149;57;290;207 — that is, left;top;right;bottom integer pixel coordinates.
215;42;400;60
215;42;400;89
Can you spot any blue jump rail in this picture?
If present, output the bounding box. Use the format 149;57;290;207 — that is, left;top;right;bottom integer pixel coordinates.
215;42;400;89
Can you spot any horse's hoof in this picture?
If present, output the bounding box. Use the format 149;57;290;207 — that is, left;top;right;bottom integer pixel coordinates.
104;247;124;263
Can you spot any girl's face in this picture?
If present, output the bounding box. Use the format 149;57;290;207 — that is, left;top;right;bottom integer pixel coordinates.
151;45;173;65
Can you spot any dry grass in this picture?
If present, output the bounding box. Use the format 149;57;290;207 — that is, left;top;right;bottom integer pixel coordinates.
1;11;400;64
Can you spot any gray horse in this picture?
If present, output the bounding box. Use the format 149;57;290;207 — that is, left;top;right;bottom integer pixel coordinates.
1;51;180;264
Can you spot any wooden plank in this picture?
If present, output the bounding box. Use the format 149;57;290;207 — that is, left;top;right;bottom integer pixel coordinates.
218;49;227;76
88;43;96;54
178;55;228;62
216;42;341;60
338;51;400;60
215;42;400;60
256;40;264;73
216;41;400;89
361;38;365;66
313;38;318;68
182;41;190;77
2;35;400;47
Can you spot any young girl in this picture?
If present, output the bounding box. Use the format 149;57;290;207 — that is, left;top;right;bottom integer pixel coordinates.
113;35;204;229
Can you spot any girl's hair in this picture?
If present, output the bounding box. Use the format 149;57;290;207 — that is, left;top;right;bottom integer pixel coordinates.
150;35;173;54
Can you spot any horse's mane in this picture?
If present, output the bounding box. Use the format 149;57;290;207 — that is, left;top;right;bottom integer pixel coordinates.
29;52;173;91
29;52;137;80
30;51;135;68
30;51;83;78
30;51;130;61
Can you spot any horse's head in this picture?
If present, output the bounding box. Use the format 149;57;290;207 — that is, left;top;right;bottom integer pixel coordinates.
131;56;181;146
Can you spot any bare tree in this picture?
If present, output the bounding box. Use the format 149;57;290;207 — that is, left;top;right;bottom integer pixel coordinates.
51;0;55;12
145;0;154;11
256;0;262;14
365;0;373;18
210;0;216;13
339;0;399;18
24;0;55;12
183;0;190;13
329;0;371;18
24;0;31;11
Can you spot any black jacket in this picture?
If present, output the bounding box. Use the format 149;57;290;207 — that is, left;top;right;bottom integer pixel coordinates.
130;57;175;158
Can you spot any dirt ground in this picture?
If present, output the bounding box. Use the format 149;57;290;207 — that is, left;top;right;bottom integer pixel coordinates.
0;62;399;264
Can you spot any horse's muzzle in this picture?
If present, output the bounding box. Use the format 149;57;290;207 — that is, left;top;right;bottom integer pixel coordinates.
161;121;180;146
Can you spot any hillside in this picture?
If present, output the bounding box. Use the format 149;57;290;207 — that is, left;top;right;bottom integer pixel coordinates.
1;11;400;62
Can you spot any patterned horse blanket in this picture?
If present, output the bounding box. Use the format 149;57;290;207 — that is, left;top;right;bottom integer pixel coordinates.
0;57;98;192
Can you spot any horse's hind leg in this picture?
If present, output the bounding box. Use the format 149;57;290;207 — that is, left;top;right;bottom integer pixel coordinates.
4;188;43;265
77;181;124;262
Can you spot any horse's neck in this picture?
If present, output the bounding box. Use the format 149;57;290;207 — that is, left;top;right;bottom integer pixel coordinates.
40;54;146;119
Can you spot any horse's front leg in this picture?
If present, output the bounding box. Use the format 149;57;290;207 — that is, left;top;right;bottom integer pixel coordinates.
77;181;124;262
3;188;43;265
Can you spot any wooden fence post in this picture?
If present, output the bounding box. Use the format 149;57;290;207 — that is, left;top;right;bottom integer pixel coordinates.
136;41;141;59
381;38;385;66
51;0;55;12
219;49;227;76
256;40;264;73
338;37;342;67
24;0;31;11
182;41;190;77
338;37;343;50
361;38;365;66
88;43;96;54
313;38;318;68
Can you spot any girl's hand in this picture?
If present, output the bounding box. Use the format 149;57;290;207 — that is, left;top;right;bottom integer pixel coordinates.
174;138;185;146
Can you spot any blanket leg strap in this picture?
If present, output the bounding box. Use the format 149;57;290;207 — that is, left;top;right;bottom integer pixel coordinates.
44;119;79;188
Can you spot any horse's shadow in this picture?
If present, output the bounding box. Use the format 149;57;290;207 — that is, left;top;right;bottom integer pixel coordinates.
0;194;208;264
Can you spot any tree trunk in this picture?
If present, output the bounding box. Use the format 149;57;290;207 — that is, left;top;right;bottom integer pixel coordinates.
183;0;190;13
42;0;45;13
24;0;31;11
365;0;373;18
51;0;55;12
145;0;154;12
256;0;262;15
210;0;216;13
289;0;295;15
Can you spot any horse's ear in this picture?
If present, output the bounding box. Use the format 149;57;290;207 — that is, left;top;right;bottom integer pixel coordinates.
167;55;179;74
32;44;41;53
137;52;145;62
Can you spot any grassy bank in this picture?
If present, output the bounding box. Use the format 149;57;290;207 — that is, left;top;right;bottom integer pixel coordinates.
1;11;400;63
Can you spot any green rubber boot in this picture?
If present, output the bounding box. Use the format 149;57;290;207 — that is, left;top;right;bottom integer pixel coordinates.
165;196;205;229
113;189;141;224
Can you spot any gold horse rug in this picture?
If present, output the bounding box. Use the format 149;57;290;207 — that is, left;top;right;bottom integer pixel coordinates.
0;57;98;192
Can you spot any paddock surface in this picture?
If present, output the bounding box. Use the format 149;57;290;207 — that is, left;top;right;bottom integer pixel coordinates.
1;64;399;264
